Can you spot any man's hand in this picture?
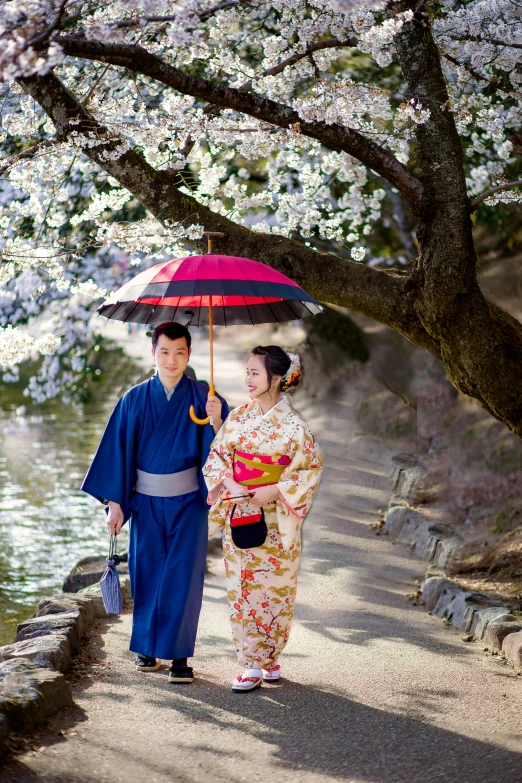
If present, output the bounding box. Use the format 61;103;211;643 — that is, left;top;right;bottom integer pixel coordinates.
248;485;280;508
206;395;223;434
223;477;251;505
107;501;124;535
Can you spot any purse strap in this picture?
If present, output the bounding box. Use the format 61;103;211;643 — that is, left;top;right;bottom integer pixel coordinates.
108;534;121;564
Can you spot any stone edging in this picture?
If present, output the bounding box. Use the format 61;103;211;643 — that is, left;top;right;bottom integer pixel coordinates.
0;559;130;758
383;457;522;673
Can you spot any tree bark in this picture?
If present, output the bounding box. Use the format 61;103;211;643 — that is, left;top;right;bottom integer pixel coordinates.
395;10;522;434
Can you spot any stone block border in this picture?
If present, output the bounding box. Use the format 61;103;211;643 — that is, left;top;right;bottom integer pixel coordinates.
383;456;522;674
0;557;130;758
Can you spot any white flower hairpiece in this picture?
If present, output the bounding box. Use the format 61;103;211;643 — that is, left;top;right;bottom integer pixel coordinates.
282;353;301;387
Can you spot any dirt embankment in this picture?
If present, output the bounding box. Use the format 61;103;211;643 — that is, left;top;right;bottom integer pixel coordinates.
371;254;522;610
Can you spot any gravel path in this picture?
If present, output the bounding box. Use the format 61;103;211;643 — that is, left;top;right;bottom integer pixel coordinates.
2;329;521;783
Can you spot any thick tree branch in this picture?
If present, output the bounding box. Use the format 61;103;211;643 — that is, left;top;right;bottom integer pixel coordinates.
471;179;522;210
18;60;522;435
53;35;424;212
18;70;437;356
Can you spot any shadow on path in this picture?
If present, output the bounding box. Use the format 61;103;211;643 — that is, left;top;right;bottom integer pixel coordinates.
3;673;521;783
127;675;522;783
143;677;522;783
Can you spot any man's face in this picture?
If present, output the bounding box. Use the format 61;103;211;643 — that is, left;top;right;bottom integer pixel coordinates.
152;335;191;383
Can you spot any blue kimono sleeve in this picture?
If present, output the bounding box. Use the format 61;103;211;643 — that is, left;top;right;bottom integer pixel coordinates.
81;393;135;522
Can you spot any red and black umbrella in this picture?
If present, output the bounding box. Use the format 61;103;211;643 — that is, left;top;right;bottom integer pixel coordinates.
98;254;322;326
98;250;322;424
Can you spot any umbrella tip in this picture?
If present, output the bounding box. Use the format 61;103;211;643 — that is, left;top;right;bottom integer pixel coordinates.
203;231;225;254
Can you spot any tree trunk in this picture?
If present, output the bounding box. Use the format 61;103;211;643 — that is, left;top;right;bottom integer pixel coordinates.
395;10;522;435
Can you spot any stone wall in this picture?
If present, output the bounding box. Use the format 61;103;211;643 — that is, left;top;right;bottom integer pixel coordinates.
383;459;522;671
0;556;130;758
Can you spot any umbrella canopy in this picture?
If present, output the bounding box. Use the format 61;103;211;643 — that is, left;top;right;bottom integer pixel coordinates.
98;251;323;425
98;254;323;326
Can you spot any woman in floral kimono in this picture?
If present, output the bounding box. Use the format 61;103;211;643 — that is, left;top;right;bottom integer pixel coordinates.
203;345;323;693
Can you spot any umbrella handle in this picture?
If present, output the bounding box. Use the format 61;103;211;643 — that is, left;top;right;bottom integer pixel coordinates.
189;383;216;426
189;296;216;426
189;405;210;426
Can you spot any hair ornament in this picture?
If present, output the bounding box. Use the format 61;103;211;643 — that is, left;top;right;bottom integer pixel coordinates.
281;352;301;390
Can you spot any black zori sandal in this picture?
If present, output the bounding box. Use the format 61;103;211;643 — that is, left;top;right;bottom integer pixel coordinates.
135;654;161;672
168;665;194;683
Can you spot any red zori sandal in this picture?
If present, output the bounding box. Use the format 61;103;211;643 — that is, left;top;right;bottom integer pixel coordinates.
262;664;281;682
232;668;263;693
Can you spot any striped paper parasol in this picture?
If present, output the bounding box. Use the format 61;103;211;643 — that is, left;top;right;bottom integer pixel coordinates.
98;250;323;424
98;254;323;326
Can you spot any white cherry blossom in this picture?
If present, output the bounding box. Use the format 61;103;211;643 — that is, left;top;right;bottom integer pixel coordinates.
0;0;520;402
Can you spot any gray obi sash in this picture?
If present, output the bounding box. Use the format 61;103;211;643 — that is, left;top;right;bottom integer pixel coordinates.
135;466;199;497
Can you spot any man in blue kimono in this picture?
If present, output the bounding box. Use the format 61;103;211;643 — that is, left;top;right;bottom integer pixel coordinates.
82;322;228;683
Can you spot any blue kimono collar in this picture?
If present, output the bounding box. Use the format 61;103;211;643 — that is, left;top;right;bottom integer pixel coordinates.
152;372;189;399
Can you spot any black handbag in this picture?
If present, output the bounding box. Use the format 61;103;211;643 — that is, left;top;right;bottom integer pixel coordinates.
230;504;267;550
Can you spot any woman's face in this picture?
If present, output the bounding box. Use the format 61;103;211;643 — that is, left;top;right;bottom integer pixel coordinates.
246;354;281;399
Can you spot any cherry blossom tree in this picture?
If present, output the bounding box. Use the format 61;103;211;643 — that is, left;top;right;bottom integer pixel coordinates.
0;0;521;430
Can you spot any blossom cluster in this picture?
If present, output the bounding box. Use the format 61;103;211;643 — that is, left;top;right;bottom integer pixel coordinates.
0;325;60;368
0;0;520;402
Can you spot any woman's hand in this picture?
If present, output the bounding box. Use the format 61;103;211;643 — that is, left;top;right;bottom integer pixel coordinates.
248;485;280;508
107;501;124;535
223;477;251;504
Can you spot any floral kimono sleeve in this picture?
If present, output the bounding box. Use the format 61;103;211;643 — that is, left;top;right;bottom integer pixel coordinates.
203;419;236;502
275;421;323;549
202;416;237;535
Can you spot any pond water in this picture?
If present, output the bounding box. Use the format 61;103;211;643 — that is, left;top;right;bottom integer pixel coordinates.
0;358;144;646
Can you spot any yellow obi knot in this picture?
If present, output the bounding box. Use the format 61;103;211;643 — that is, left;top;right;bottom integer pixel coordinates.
233;451;291;488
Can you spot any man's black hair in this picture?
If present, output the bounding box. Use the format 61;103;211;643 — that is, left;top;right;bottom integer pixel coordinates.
151;322;191;350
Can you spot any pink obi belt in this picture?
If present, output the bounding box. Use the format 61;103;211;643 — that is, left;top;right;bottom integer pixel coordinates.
233;451;291;490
